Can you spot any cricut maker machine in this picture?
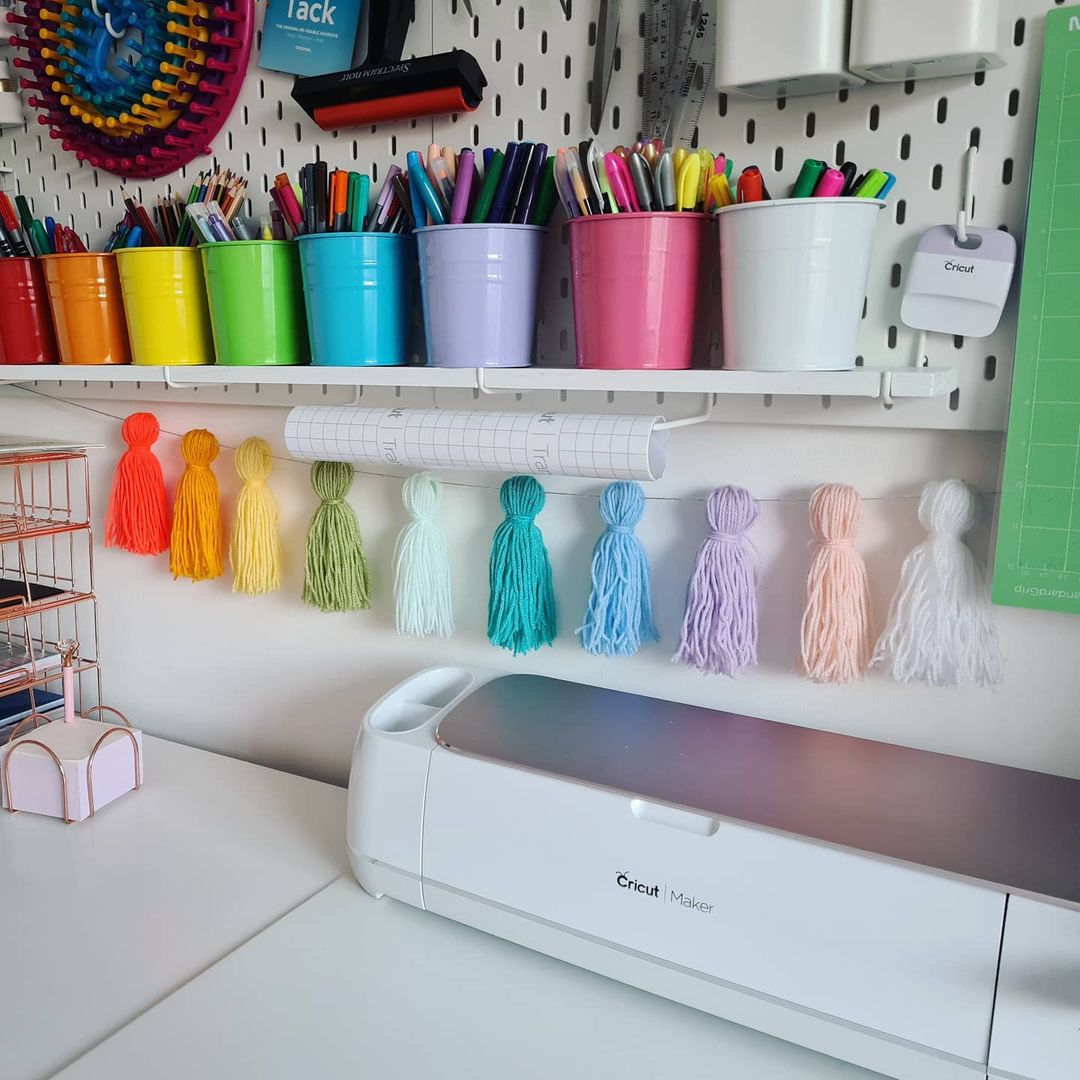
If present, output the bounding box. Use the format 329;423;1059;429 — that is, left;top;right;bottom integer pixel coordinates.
348;668;1080;1080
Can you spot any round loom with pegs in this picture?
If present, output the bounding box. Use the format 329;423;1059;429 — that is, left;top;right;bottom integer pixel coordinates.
6;0;253;179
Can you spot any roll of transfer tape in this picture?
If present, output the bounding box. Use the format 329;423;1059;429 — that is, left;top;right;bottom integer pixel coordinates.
284;405;670;481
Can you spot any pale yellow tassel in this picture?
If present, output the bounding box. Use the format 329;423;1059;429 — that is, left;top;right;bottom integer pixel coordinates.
170;429;223;582
230;437;282;596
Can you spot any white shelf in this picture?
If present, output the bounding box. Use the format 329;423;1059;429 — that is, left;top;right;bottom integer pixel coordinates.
0;364;958;401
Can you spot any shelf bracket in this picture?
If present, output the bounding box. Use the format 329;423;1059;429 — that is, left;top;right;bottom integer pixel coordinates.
162;366;202;390
475;368;521;396
655;393;717;430
880;371;895;408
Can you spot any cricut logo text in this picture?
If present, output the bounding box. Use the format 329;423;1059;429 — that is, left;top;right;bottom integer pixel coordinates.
944;260;975;273
615;872;660;899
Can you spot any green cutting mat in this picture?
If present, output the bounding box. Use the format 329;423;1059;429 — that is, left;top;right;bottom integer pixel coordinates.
994;6;1080;614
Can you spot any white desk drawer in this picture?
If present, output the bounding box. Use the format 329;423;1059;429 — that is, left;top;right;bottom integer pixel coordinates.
989;896;1080;1080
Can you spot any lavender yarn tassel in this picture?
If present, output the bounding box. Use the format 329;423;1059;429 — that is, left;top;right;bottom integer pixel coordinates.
579;481;658;658
673;485;760;676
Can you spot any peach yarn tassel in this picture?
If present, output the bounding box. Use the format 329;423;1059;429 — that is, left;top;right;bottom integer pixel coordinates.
799;483;872;683
170;429;223;582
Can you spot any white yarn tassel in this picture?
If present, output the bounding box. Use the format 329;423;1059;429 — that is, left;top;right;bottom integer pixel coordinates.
393;472;454;638
873;480;1003;687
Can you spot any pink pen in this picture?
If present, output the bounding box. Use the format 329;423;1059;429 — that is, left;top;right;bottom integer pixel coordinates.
604;152;640;213
450;148;475;224
813;167;846;198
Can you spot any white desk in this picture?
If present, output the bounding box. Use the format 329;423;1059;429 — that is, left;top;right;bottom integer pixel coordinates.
0;737;347;1080
57;877;883;1080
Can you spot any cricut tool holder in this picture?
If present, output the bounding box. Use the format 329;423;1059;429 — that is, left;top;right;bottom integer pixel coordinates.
417;224;544;368
716;198;884;372
42;253;130;366
201;241;309;366
0;257;58;365
115;247;215;367
569;213;708;370
298;233;415;366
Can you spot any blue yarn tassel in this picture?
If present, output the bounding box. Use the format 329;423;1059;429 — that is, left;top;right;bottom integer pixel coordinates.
579;481;658;657
488;475;557;655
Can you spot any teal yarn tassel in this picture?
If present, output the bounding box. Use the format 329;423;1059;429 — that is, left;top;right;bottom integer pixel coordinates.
302;461;371;613
394;472;454;638
579;481;658;658
488;475;557;655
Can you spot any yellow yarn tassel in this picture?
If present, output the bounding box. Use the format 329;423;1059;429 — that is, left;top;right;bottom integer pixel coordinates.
170;429;223;582
230;437;282;596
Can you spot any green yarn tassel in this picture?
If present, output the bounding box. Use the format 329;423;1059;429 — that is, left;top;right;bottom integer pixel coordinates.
488;475;556;655
302;461;371;613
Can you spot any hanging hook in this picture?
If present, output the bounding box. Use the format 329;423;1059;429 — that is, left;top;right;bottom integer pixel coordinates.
956;146;977;244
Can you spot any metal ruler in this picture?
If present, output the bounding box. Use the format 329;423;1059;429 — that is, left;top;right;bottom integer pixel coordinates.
642;0;716;148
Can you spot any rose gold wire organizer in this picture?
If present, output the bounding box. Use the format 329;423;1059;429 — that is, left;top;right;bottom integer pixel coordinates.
0;448;102;741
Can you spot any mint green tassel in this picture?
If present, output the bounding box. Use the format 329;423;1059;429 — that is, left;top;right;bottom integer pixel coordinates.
488;475;556;655
394;472;454;637
302;461;371;613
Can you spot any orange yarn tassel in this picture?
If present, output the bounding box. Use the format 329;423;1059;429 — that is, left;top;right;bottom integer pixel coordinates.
799;483;872;684
105;412;170;556
170;429;223;582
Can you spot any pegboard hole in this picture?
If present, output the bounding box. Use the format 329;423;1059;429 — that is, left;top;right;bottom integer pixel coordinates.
931;164;943;190
899;133;911;160
890;263;902;288
1014;18;1025;46
805;111;816;137
949;389;961;411
1002;157;1014;184
1008;89;1020;116
985;356;997;381
746;118;756;144
936;97;948;124
868;105;879;131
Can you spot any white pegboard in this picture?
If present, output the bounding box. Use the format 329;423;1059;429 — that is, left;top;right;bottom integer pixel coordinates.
0;0;1064;430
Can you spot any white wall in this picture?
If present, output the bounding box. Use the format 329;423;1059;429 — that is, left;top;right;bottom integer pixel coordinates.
2;387;1075;787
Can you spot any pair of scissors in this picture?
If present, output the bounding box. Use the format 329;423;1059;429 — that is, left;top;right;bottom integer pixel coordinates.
590;0;622;135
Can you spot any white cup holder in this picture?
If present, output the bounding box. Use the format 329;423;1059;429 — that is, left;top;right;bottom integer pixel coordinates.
372;702;440;735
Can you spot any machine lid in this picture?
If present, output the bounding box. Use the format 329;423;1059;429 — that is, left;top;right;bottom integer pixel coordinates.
436;674;1080;908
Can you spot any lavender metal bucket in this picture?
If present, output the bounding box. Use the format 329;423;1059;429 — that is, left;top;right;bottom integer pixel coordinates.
416;224;545;368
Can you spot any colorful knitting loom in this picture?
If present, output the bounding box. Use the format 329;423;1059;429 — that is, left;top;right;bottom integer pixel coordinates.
7;0;253;178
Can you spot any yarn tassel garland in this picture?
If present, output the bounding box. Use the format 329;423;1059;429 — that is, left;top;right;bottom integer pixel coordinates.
873;479;1003;686
800;483;872;684
673;485;760;676
488;475;556;655
105;412;170;556
394;472;453;638
302;461;371;613
579;481;657;657
169;428;223;582
230;437;282;596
